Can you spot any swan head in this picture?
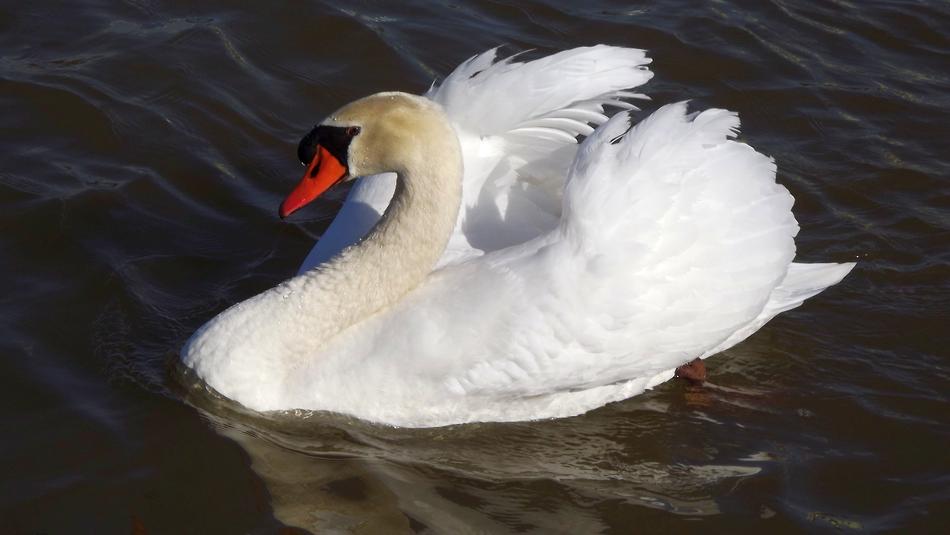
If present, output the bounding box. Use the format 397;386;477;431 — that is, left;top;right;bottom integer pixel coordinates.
280;92;452;218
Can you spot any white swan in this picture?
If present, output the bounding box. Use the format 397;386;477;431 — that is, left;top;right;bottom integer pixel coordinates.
182;46;854;428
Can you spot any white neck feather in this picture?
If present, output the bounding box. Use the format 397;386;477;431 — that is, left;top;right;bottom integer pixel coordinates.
296;153;460;335
273;102;462;359
183;95;462;402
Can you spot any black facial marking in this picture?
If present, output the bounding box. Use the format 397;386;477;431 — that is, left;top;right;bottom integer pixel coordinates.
297;125;361;167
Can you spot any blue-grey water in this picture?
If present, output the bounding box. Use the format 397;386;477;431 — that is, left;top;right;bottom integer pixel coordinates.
2;1;948;532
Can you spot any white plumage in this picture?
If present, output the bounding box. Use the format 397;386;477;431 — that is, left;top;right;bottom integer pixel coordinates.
182;46;854;427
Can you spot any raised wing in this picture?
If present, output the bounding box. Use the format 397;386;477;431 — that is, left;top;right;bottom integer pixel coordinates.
450;103;803;397
298;46;653;274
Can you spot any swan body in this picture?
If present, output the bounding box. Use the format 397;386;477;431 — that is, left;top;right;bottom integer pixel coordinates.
182;46;854;428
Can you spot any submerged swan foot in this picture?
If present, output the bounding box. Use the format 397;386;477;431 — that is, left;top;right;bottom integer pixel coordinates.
675;358;707;384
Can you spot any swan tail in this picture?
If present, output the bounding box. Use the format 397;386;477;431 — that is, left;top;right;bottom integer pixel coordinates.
699;261;856;358
763;261;856;315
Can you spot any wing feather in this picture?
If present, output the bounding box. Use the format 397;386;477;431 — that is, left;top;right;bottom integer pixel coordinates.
304;46;655;272
452;103;804;396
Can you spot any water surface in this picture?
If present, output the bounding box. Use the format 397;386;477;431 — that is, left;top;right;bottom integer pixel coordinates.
2;0;948;533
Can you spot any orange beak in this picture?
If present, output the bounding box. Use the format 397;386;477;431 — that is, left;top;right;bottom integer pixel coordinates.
279;145;348;218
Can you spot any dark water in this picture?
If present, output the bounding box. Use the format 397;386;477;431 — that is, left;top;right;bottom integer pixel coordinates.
2;0;948;532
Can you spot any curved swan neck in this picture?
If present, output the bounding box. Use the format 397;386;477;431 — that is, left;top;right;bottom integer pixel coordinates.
182;96;464;398
290;100;463;345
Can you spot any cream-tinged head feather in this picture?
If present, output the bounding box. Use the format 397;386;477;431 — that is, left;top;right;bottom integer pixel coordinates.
324;92;460;180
